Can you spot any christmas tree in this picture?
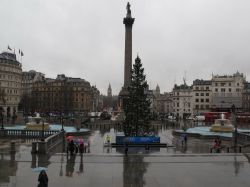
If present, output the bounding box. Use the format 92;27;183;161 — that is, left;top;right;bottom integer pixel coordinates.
123;56;151;136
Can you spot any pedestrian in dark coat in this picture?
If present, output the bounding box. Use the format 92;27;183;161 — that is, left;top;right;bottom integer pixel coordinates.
184;134;188;145
38;170;48;187
79;143;84;154
69;140;75;155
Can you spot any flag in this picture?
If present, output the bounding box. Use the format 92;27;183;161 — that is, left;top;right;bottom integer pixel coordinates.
19;49;20;54
7;45;12;50
21;51;24;56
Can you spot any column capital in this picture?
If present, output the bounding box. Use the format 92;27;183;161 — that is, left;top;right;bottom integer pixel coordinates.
123;17;135;27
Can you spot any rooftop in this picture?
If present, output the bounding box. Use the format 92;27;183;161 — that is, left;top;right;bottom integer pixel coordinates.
0;51;21;66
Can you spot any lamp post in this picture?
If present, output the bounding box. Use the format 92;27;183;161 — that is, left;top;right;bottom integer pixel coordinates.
231;104;237;153
0;108;4;130
41;120;45;142
61;116;64;132
0;112;4;130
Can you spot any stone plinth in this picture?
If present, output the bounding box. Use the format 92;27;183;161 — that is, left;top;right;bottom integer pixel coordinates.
37;141;47;154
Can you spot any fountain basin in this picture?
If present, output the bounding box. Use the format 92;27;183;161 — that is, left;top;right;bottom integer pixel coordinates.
174;126;250;139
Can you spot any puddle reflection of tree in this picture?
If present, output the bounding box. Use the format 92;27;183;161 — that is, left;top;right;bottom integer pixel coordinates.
123;155;149;187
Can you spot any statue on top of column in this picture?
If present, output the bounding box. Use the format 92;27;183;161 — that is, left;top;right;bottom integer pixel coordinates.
126;2;131;17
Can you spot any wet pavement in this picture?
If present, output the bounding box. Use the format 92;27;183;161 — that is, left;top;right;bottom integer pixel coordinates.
1;121;250;186
1;151;250;187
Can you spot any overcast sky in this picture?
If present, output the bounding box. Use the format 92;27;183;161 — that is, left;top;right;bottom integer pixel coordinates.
1;0;250;95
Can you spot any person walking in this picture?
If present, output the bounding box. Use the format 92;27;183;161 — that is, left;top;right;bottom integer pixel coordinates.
184;134;188;146
38;170;48;187
181;134;185;146
69;140;75;155
124;143;128;156
79;142;84;154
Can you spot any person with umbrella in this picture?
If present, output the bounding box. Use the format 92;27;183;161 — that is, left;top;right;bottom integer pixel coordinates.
38;170;48;187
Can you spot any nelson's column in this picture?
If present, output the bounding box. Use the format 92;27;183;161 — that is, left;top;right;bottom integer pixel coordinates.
119;2;135;108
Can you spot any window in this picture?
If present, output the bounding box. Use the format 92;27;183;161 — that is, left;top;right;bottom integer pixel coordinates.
206;87;209;90
221;88;225;92
177;103;179;107
221;83;225;86
195;105;199;109
201;99;204;102
200;105;204;109
206;105;210;109
215;83;218;86
206;93;209;96
229;83;231;86
215;88;218;92
196;93;199;96
206;99;209;102
229;88;231;92
195;87;199;90
195;99;199;102
201;93;204;96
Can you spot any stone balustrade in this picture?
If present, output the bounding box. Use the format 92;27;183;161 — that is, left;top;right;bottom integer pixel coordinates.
235;132;250;146
0;129;58;138
33;131;65;154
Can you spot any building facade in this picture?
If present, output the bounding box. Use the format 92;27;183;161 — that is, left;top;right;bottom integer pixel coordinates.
153;85;173;115
0;51;22;119
242;82;250;112
172;83;193;119
154;93;173;115
22;70;45;95
192;79;212;115
31;74;99;114
91;86;101;112
20;70;45;114
211;72;245;111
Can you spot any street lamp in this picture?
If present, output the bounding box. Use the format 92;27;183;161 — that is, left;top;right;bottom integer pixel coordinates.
61;116;64;132
231;104;237;152
41;120;45;141
0;111;4;130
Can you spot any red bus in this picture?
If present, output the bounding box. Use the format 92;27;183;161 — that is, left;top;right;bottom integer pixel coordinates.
204;112;231;122
236;113;250;123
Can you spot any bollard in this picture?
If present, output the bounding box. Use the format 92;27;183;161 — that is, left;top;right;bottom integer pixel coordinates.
10;141;16;153
31;142;37;154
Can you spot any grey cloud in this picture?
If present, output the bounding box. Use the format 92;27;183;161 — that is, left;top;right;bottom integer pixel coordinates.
1;0;250;94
